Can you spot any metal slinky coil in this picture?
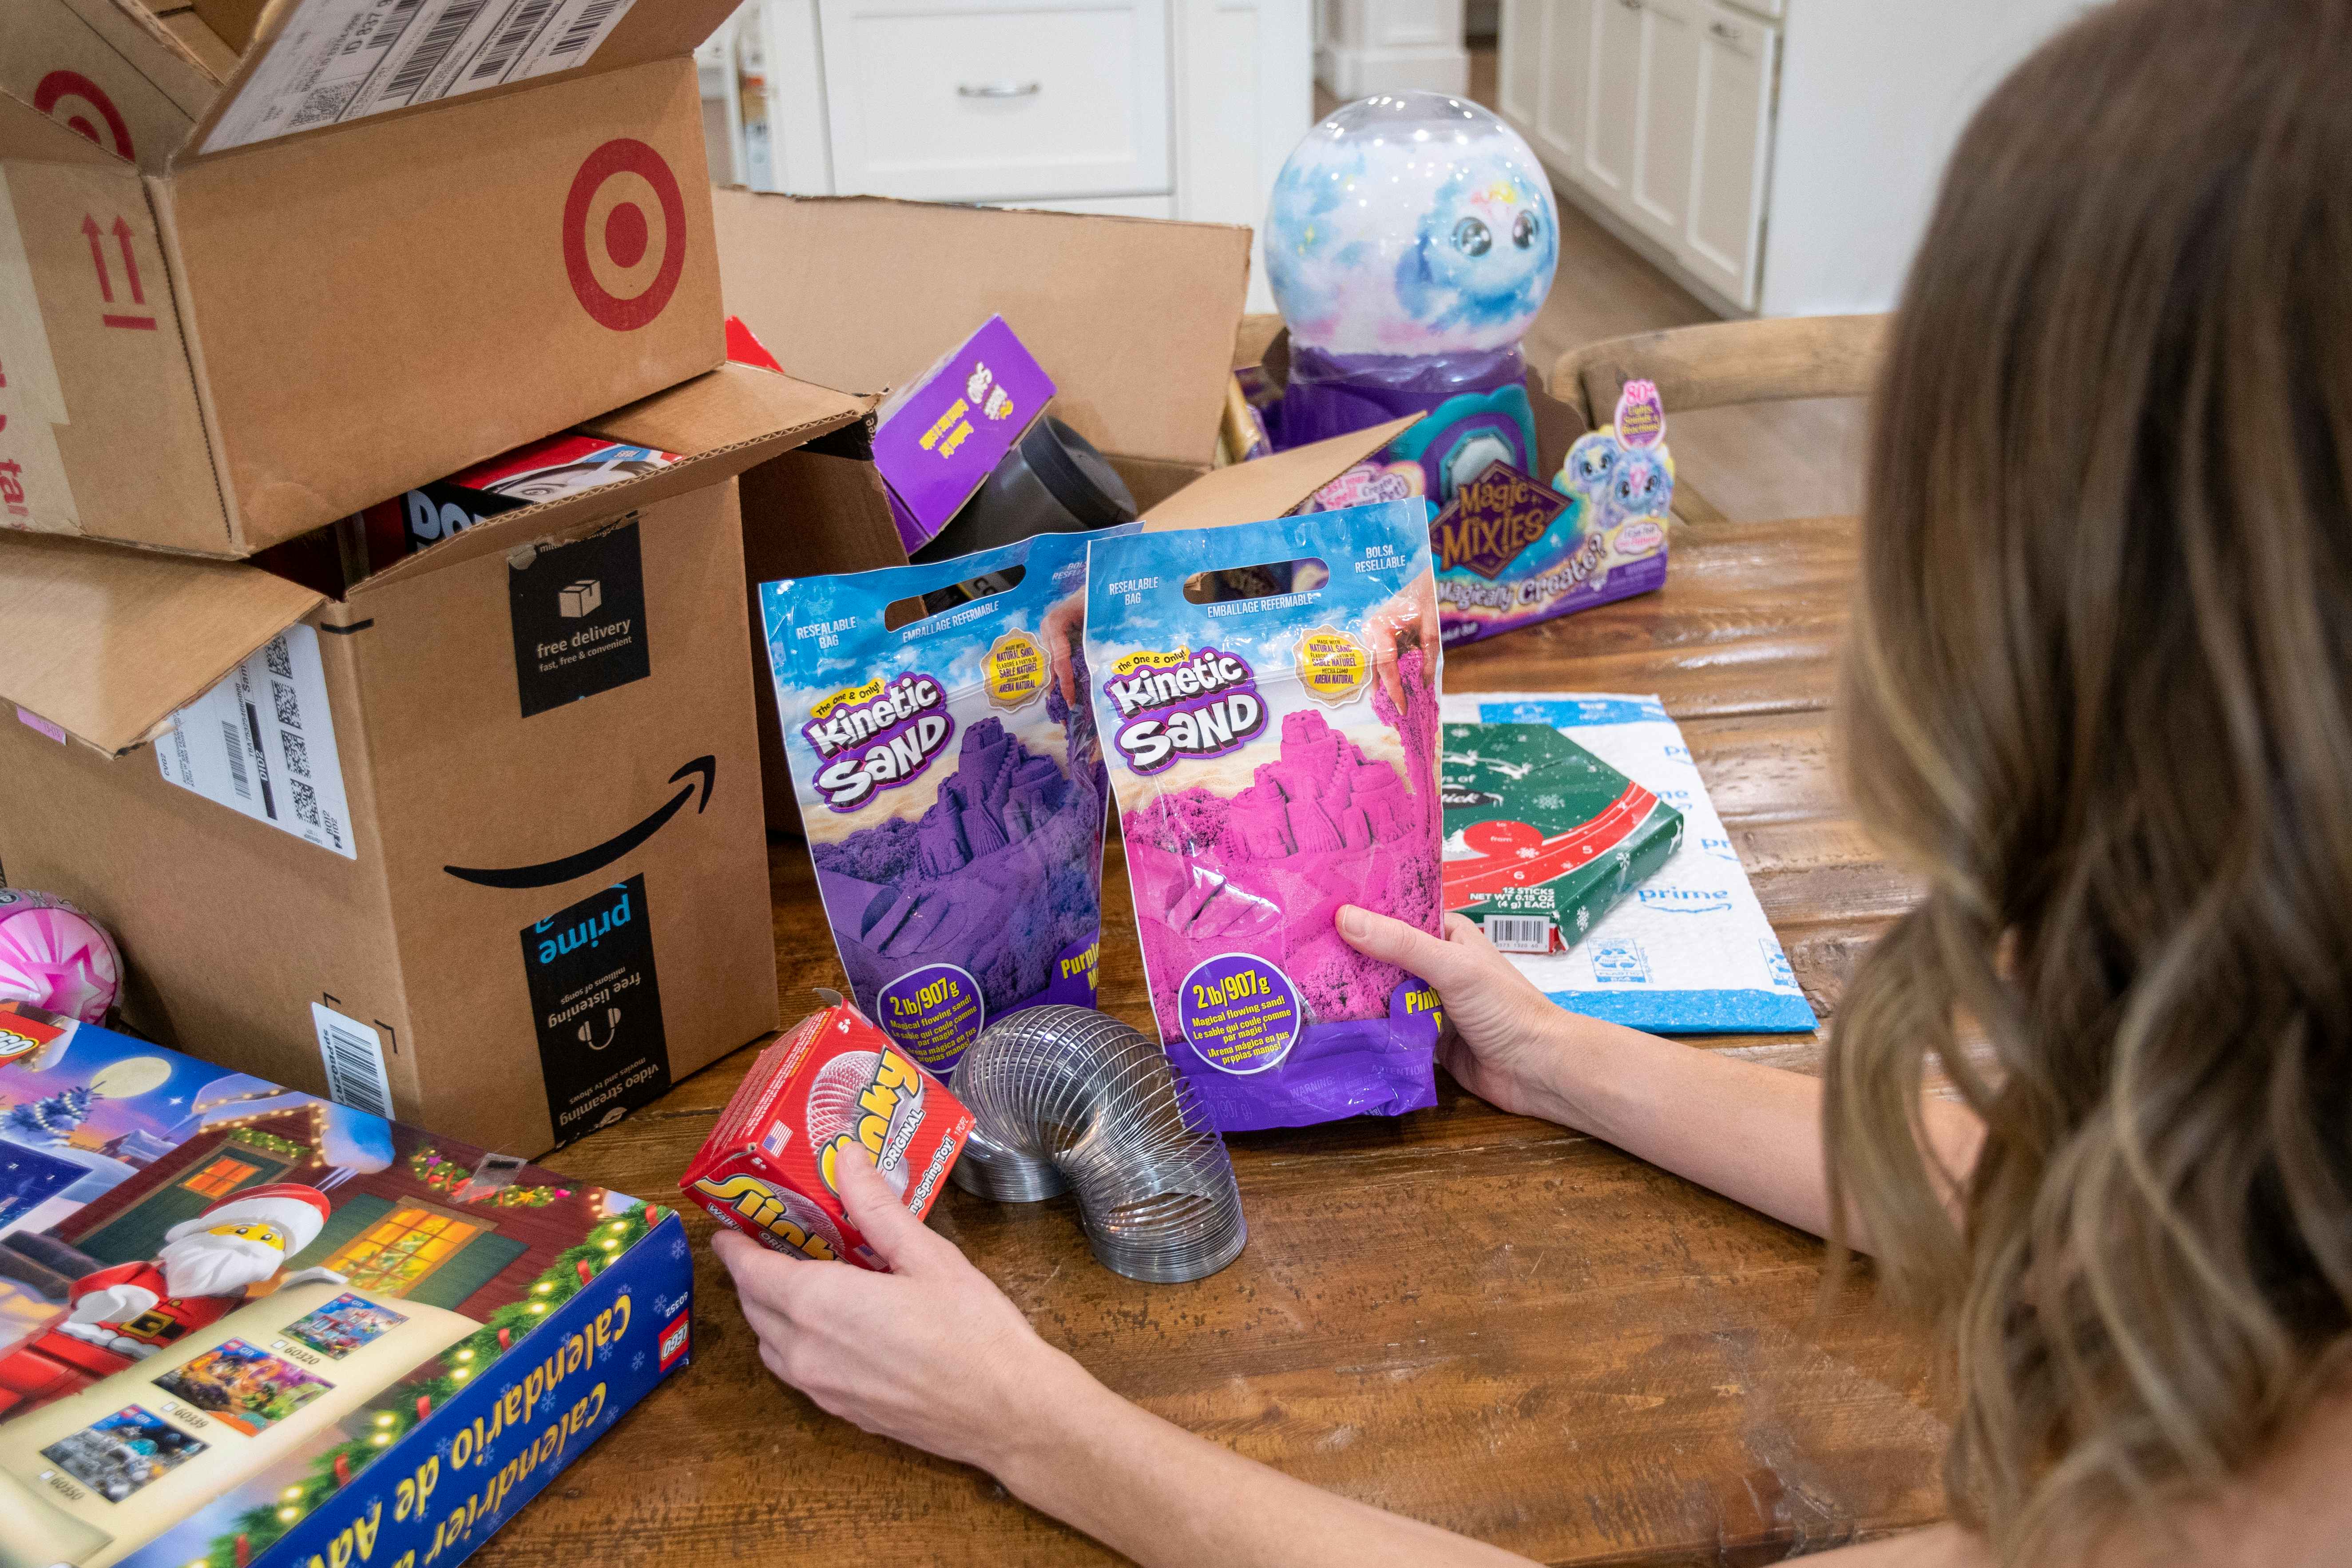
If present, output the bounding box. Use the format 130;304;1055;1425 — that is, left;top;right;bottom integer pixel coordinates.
951;1006;1247;1282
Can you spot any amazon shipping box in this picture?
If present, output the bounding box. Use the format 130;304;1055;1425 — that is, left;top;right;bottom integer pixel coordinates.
0;364;872;1155
0;1002;694;1568
0;0;742;557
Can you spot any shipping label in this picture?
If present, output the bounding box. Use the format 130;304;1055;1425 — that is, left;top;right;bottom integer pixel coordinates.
156;623;358;860
202;0;641;154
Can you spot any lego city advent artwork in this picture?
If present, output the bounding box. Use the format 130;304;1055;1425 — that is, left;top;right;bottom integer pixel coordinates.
0;1003;692;1568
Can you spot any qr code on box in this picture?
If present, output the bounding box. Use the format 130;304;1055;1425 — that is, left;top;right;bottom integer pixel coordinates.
281;730;310;779
272;681;301;730
266;637;292;679
290;779;319;826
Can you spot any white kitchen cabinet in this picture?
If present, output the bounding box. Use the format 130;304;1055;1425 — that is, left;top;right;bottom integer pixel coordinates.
1681;0;1776;303
1500;0;2087;316
817;0;1171;203
714;0;1310;309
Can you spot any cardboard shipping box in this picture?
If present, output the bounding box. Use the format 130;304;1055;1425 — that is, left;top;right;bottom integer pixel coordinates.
0;364;870;1155
0;1003;694;1568
706;193;1417;828
0;0;745;557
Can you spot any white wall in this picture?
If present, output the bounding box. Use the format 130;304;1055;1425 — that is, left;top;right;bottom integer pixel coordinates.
1760;0;2090;317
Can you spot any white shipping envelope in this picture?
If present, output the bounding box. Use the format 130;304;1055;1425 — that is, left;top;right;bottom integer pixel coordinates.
1442;692;1816;1033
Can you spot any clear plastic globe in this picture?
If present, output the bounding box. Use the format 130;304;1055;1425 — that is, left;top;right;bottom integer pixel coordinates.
1265;91;1559;358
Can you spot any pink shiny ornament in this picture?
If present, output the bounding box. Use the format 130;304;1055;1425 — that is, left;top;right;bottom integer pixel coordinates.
0;891;123;1023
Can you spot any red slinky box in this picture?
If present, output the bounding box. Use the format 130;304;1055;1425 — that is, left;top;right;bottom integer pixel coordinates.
679;999;972;1269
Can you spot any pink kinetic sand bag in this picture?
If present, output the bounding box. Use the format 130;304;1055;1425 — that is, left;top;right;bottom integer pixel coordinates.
1084;501;1445;1130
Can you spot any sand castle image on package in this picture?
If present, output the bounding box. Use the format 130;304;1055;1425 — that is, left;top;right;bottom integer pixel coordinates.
1083;501;1446;1132
764;529;1117;1075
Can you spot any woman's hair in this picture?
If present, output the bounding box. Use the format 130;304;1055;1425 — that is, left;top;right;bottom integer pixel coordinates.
1827;0;2352;1556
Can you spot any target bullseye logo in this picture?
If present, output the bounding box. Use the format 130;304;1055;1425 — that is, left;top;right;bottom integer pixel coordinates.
563;138;686;332
36;71;134;162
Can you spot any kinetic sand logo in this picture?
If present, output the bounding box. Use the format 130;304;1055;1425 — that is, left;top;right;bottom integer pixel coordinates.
1433;465;1571;580
1102;647;1265;774
689;1173;841;1261
802;672;955;811
816;1047;929;1193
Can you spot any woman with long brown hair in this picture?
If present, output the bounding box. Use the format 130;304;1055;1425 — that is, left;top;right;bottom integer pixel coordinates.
714;0;2352;1558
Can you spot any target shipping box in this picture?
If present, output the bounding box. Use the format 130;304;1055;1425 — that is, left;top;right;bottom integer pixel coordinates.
0;1002;694;1568
0;0;745;558
0;363;871;1156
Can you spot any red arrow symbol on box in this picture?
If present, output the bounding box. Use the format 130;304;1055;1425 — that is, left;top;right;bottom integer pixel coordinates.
82;214;113;302
110;217;143;305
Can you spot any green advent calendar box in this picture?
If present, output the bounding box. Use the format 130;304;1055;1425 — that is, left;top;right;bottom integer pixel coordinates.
0;1002;691;1568
1439;722;1683;954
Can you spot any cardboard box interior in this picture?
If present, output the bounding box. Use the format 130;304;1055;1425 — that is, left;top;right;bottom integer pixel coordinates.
0;363;869;1155
708;193;1425;829
0;0;746;559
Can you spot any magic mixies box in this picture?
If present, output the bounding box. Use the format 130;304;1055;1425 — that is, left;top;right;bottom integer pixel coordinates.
0;1003;692;1568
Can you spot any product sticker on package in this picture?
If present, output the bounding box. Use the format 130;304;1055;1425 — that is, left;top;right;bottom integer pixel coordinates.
154;624;357;860
1447;692;1816;1033
1084;501;1446;1131
762;531;1115;1076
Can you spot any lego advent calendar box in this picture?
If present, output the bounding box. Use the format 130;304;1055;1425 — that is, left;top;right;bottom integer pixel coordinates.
0;1002;692;1568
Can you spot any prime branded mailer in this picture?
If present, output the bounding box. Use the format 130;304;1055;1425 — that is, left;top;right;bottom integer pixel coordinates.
0;365;869;1155
763;530;1117;1075
0;1004;692;1568
1083;501;1448;1131
0;0;742;556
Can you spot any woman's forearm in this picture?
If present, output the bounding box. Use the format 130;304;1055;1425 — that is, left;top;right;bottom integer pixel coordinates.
994;1352;1531;1568
1515;1017;1982;1252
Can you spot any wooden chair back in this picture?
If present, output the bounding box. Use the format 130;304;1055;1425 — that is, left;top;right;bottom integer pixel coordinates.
1549;314;1892;434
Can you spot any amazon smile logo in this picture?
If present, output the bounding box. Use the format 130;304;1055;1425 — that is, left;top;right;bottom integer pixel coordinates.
444;756;715;889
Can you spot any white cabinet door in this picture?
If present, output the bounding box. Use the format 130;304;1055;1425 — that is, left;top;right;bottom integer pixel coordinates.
1680;0;1775;306
1530;0;1591;170
1583;0;1640;199
1626;0;1699;247
817;0;1172;204
1499;0;1542;127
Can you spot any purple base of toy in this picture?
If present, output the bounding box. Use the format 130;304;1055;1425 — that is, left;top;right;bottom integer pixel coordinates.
1437;547;1670;647
1268;346;1523;442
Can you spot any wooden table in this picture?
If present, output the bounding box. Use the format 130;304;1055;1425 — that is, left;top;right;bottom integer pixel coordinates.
484;513;1947;1566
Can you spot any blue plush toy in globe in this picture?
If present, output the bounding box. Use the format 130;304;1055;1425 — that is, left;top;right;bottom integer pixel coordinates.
1264;91;1559;506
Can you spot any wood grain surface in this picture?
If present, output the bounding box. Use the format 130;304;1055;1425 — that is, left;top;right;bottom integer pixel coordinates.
479;512;1948;1567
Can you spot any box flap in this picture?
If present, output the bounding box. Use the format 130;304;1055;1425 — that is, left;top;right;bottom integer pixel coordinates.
354;362;871;592
712;190;1251;472
182;0;739;158
0;86;136;167
0;530;322;754
1142;417;1420;532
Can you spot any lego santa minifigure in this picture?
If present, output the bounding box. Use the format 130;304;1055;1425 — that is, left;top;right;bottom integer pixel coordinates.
0;1183;346;1413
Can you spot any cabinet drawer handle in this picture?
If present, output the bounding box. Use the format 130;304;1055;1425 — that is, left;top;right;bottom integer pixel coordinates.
958;80;1043;98
1709;19;1740;38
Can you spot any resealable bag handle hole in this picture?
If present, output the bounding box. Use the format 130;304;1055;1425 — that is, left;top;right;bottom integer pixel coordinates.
1179;557;1331;606
881;563;1030;631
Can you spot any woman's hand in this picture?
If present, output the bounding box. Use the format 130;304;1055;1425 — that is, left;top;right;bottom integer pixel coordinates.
1364;579;1441;716
1337;906;1587;1123
712;1148;1085;1472
1041;590;1086;707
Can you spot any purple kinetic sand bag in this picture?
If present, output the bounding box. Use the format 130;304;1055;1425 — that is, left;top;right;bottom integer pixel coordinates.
763;530;1116;1075
1084;501;1445;1131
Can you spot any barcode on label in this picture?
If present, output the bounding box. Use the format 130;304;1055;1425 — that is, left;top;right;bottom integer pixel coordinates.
222;721;252;799
312;1004;394;1117
470;0;557;77
1484;915;1555;954
546;0;619;54
385;0;488;98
